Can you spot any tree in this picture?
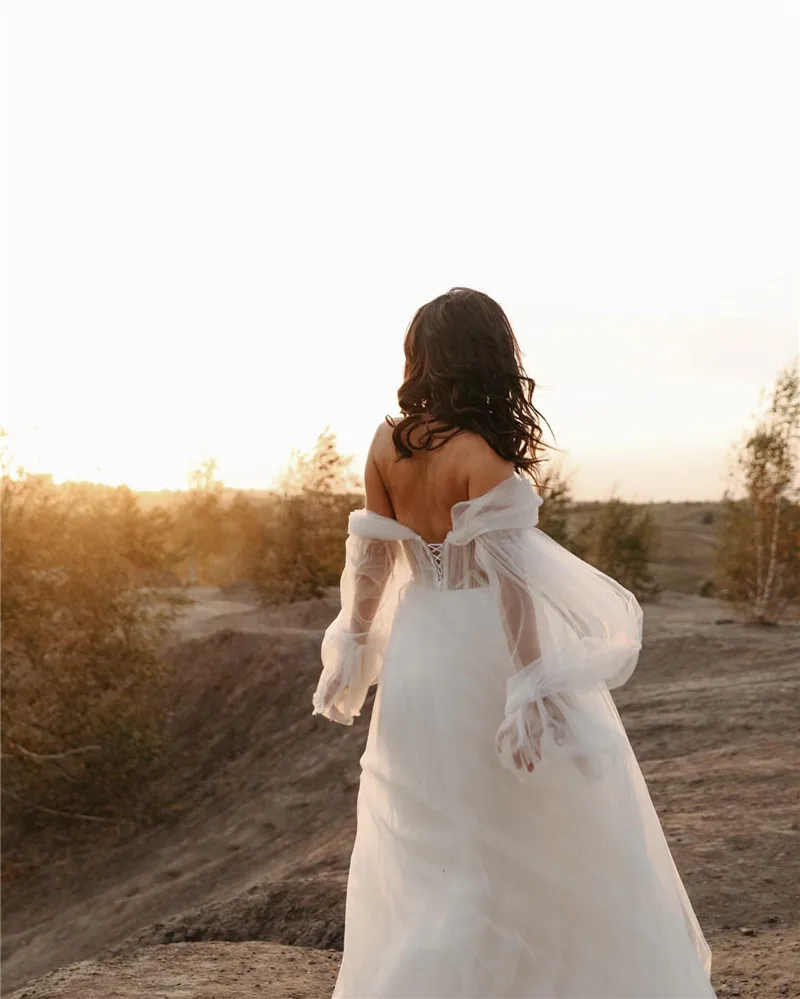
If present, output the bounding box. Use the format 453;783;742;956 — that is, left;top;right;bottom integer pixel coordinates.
223;491;270;584
175;458;225;584
277;427;356;497
254;428;357;603
716;363;800;623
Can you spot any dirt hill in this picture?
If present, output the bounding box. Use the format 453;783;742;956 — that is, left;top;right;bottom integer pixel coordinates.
3;587;799;998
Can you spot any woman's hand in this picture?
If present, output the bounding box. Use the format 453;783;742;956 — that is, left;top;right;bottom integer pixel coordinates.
496;695;568;772
321;673;351;721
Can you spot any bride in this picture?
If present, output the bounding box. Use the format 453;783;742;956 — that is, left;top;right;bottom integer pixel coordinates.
312;287;716;998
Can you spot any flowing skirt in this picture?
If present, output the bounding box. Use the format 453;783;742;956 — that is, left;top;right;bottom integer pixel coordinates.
332;583;716;998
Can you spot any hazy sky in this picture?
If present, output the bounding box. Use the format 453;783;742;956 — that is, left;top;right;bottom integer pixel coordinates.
5;1;799;501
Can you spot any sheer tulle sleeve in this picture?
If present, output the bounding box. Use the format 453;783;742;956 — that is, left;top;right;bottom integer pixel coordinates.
311;512;412;726
476;525;643;783
448;474;643;784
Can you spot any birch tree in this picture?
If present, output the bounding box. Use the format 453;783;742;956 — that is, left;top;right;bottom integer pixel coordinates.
716;363;800;623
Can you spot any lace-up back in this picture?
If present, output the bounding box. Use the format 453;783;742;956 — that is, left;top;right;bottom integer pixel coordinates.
425;541;444;586
401;536;488;591
347;473;544;592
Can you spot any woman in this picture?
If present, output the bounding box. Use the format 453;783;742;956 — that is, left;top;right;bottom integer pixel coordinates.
312;287;716;998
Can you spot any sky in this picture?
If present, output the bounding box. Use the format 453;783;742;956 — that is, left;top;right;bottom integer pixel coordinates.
4;1;799;502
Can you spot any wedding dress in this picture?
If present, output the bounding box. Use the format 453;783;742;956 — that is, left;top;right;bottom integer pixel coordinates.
312;473;716;999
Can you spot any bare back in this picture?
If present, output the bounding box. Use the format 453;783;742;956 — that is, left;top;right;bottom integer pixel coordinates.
365;419;516;543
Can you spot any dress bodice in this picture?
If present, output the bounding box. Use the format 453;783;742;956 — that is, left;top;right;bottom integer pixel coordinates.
403;537;487;591
347;473;544;592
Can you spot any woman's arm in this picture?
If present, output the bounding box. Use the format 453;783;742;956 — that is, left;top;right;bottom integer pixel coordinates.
464;449;566;773
311;426;398;724
476;520;640;783
349;428;396;640
479;527;568;776
312;532;396;724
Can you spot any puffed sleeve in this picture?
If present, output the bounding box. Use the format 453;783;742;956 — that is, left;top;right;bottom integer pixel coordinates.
311;532;399;725
474;526;643;784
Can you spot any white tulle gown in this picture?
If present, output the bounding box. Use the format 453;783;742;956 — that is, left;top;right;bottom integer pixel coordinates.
312;473;716;999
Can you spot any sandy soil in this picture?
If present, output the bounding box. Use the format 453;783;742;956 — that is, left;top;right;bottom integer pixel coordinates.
4;586;799;998
4;941;341;998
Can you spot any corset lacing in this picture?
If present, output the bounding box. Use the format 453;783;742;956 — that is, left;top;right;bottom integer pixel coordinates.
426;542;445;588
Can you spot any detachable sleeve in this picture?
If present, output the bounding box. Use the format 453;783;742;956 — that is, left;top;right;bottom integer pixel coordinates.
311;533;398;725
474;526;643;784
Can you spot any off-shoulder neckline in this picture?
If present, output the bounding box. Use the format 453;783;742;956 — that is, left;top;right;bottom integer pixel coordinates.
352;472;533;545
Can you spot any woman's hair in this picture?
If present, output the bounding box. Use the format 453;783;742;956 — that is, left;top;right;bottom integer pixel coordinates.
388;287;555;482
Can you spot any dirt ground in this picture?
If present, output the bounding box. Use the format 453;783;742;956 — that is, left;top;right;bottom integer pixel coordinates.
4;941;342;998
3;586;799;998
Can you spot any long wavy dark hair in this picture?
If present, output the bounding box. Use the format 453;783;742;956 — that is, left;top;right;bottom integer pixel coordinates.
388;287;556;483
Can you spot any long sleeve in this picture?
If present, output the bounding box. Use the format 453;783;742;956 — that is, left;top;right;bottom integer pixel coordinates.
475;526;643;784
311;532;398;725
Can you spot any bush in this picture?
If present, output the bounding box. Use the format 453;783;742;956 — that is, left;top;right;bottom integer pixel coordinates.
1;473;182;837
698;578;716;597
535;463;584;556
577;496;660;601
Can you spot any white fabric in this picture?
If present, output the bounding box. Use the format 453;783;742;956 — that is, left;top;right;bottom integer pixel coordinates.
312;473;716;998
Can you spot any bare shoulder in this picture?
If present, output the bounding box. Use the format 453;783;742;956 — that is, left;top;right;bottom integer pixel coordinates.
364;419;396;517
368;418;396;463
452;432;516;499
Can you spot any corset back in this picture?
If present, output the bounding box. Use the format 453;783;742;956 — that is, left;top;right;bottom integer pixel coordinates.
401;537;489;591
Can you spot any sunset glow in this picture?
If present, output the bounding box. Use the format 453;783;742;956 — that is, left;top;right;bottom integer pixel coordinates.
6;1;798;501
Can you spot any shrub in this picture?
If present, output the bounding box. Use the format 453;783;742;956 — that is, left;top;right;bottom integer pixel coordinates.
698;578;716;597
535;463;584;555
577;496;660;601
1;473;182;837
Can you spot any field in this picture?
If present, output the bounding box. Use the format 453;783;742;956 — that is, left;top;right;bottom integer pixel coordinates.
3;517;799;997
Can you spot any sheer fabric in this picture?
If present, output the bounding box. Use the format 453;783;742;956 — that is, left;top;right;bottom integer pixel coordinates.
312;473;715;998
